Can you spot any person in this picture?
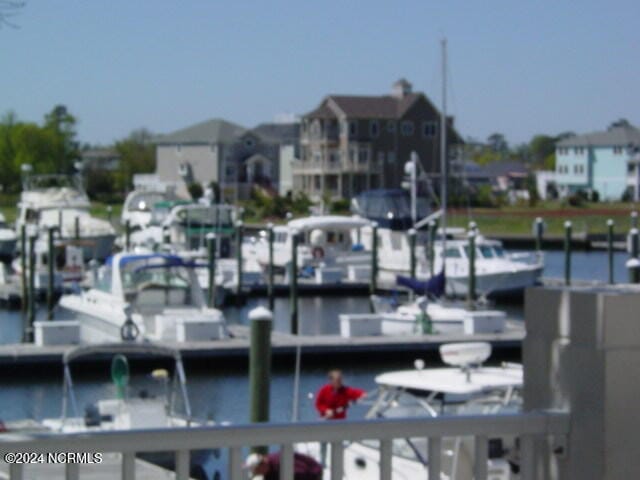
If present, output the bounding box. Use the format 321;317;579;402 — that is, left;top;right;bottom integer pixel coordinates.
314;369;366;420
243;451;322;480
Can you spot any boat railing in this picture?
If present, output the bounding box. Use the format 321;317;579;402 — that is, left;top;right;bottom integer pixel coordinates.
0;410;569;480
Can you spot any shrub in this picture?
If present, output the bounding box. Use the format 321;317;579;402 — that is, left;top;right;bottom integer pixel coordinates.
188;182;203;200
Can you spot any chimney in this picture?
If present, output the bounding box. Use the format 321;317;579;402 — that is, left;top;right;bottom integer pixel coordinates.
392;78;412;98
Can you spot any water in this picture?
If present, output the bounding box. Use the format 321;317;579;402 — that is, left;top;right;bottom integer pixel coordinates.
0;249;632;425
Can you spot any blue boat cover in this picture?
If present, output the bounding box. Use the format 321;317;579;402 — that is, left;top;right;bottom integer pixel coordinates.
396;270;445;297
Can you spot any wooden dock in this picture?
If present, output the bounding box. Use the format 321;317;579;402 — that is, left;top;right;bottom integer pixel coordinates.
0;325;524;370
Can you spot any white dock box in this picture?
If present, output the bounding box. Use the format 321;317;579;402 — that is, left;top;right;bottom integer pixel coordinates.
463;311;506;334
315;267;343;284
176;319;225;342
347;265;370;282
34;320;80;346
339;314;382;337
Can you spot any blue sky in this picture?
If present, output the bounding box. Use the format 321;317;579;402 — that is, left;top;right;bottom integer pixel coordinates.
1;1;639;146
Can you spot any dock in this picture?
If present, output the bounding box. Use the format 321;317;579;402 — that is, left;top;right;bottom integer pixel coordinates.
0;325;524;370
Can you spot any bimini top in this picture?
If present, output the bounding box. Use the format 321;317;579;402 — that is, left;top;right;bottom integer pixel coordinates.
375;365;522;396
287;215;371;232
63;342;182;364
105;253;188;269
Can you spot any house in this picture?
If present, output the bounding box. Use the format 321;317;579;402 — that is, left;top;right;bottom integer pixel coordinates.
450;159;532;203
294;79;462;200
153;118;299;201
555;122;640;200
80;148;120;171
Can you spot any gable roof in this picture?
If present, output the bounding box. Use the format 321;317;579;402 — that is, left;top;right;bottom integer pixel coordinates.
557;124;640;148
305;93;422;119
154;118;246;145
251;122;300;144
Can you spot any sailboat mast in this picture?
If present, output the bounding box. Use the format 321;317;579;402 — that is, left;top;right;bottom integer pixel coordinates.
440;38;448;274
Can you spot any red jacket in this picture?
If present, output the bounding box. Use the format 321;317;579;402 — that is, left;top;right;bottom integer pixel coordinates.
315;384;365;419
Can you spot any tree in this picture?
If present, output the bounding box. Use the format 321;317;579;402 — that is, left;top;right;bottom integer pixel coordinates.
113;128;155;193
43;104;79;173
0;1;24;29
487;133;508;153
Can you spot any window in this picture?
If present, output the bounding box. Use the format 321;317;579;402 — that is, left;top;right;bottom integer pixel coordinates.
349;121;358;136
358;149;369;164
422;121;437;138
313;152;321;163
387;121;396;133
244;138;255;149
370;120;379;138
314;176;321;189
349;148;356;162
377;151;385;164
401;121;414;136
443;247;462;258
387;151;396;164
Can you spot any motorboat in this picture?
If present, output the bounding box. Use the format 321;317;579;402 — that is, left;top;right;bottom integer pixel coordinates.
300;342;522;479
121;185;179;231
0;213;17;258
41;342;224;479
125;199;193;250
56;252;227;343
248;215;372;283
16;174;116;261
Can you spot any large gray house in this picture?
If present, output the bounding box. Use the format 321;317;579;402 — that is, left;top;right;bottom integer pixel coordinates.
154;119;299;201
294;79;462;200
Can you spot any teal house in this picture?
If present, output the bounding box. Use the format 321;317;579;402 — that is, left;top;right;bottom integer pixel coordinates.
555;122;640;200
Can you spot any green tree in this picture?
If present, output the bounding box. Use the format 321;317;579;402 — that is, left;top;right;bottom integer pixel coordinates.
529;135;556;167
43;104;79;173
113;128;155;193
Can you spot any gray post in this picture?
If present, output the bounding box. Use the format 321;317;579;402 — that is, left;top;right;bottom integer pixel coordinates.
125;219;131;251
249;306;272;454
628;228;640;283
564;220;572;286
607;219;614;284
267;223;275;312
408;228;416;280
206;233;217;308
467;230;476;309
632;210;638;229
47;227;55;320
370;222;378;295
235;220;244;301
524;286;640;479
74;216;80;240
106;205;112;224
290;228;299;335
535;217;544;252
20;225;27;321
428;220;436;275
26;234;36;342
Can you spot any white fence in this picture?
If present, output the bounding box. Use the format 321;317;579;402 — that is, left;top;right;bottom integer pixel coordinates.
0;410;569;480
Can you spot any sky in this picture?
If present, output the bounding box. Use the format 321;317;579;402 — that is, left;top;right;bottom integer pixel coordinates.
1;0;639;147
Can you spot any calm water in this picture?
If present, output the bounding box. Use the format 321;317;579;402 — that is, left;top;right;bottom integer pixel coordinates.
0;249;632;424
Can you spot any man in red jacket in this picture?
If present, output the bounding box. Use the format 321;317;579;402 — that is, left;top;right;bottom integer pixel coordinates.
315;370;365;420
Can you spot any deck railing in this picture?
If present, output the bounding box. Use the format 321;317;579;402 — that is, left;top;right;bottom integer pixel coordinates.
0;410;569;480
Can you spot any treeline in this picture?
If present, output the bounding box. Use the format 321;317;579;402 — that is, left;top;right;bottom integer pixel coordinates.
0;106;154;202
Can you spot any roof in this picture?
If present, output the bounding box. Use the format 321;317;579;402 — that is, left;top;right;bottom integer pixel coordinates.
375;366;522;395
154;118;246;145
287;215;371;231
480;161;530;177
81;148;120;158
251;122;300;144
557;124;640;148
306;94;422;119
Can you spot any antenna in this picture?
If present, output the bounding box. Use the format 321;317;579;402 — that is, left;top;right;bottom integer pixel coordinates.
440;38;448;276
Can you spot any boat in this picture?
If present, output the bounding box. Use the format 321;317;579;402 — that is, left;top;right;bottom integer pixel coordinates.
41;342;224;479
121;185;179;231
56;252;227;343
353;190;543;298
300;342;522;479
248;215;372;282
16;173;116;261
0;213;17;258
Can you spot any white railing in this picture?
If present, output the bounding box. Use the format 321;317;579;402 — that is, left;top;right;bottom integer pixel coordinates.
0;411;569;480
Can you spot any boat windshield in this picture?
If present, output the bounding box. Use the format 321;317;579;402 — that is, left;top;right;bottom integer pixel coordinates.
120;259;195;307
127;192;166;212
175;207;234;230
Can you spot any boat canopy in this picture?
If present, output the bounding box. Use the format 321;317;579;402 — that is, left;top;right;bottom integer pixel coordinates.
63;342;182;364
351;189;430;230
106;253;187;269
375;366;522;396
288;215;371;232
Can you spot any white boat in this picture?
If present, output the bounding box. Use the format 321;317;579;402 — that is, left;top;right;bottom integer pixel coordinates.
248;215;372;282
0;213;17;257
41;343;224;479
301;342;522;479
57;252;227;343
16;174;116;261
121;187;179;230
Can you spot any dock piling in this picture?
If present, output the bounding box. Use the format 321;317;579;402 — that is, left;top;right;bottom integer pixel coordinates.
106;205;112;223
564;221;572;286
632;210;638;229
290;228;299;335
370;222;378;295
26;234;36;342
267;223;274;312
20;225;27;320
467;229;476;309
235;221;244;302
607;219;614;284
47;227;55;320
248;306;272;454
408;228;416;280
627;228;640;283
428;220;436;275
125;220;131;251
206;233;217;308
534;217;544;252
74;216;80;240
